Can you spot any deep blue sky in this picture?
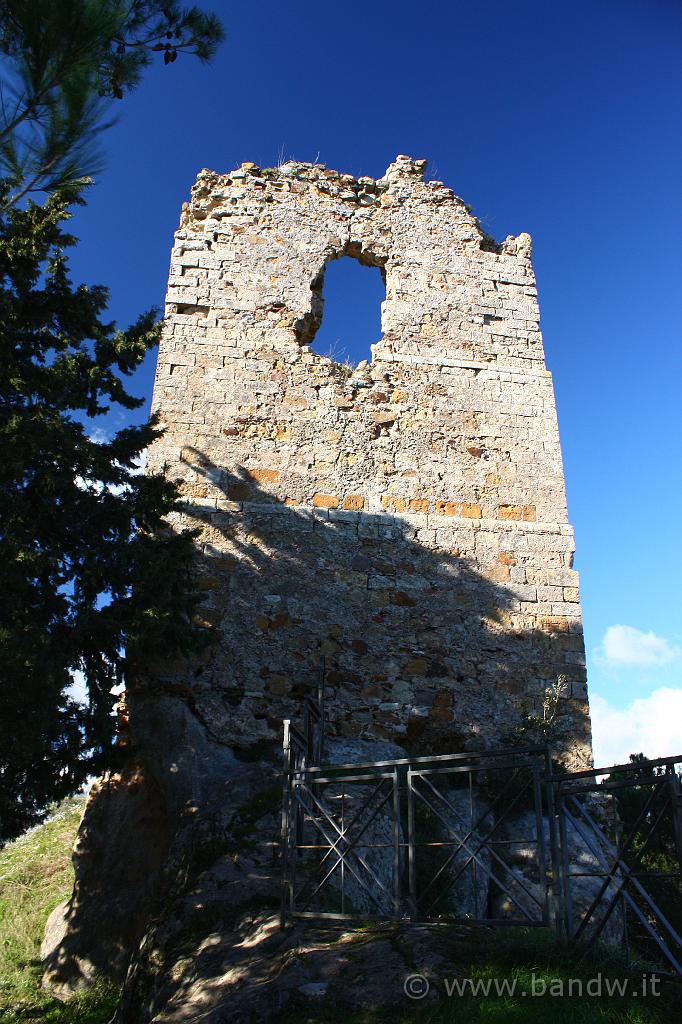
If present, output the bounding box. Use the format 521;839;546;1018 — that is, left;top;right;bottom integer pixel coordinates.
68;0;682;762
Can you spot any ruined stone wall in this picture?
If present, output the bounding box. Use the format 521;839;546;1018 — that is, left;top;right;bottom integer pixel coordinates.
149;155;591;765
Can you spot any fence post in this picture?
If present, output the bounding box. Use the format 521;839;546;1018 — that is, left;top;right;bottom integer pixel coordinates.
280;720;292;929
544;748;564;936
533;755;549;927
556;782;573;937
392;767;401;919
667;767;682;873
407;768;417;921
316;656;326;764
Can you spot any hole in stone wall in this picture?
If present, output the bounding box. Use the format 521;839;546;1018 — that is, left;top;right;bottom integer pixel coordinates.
307;256;386;367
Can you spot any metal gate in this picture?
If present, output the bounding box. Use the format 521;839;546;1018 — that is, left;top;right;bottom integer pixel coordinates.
280;742;558;927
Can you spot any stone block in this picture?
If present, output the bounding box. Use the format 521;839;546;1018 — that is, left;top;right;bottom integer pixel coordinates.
435;501;482;518
312;492;339;509
408;498;430;513
342;494;365;511
498;504;537;521
247;468;280;484
404;658;428;675
381;495;407;513
538;615;570;634
497;550;517;565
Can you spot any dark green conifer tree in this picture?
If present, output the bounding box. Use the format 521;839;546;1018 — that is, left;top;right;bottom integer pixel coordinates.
0;2;224;839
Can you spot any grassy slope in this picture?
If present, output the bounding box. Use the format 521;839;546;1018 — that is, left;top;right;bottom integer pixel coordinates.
0;797;117;1023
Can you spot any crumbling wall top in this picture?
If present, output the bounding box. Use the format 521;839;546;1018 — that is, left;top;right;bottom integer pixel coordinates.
182;155;530;260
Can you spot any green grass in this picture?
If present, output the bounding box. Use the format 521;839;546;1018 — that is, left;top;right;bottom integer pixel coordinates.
280;928;681;1024
0;797;118;1023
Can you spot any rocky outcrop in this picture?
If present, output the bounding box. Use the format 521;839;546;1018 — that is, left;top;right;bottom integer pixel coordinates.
42;695;262;996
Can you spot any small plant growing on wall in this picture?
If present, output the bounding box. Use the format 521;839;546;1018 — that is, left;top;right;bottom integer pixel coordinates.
506;675;569;745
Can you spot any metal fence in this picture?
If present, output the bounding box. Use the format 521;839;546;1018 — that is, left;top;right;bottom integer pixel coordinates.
554;755;682;976
279;704;682;978
407;747;556;925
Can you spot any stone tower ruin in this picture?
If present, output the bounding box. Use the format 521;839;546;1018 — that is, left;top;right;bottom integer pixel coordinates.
44;157;593;1007
149;154;590;760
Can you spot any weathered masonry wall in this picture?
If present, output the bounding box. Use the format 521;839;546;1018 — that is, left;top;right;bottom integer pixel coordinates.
149;155;591;766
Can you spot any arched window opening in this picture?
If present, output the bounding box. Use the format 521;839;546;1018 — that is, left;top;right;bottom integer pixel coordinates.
307;256;385;367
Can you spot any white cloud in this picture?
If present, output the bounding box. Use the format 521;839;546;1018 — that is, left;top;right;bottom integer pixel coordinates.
590;688;682;767
87;426;110;444
65;669;124;706
130;451;146;475
74;451;146;497
599;624;677;667
66;669;88;706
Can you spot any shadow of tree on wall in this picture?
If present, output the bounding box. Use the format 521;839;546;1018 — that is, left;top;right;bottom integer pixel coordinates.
167;446;587;758
43;447;589;1020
